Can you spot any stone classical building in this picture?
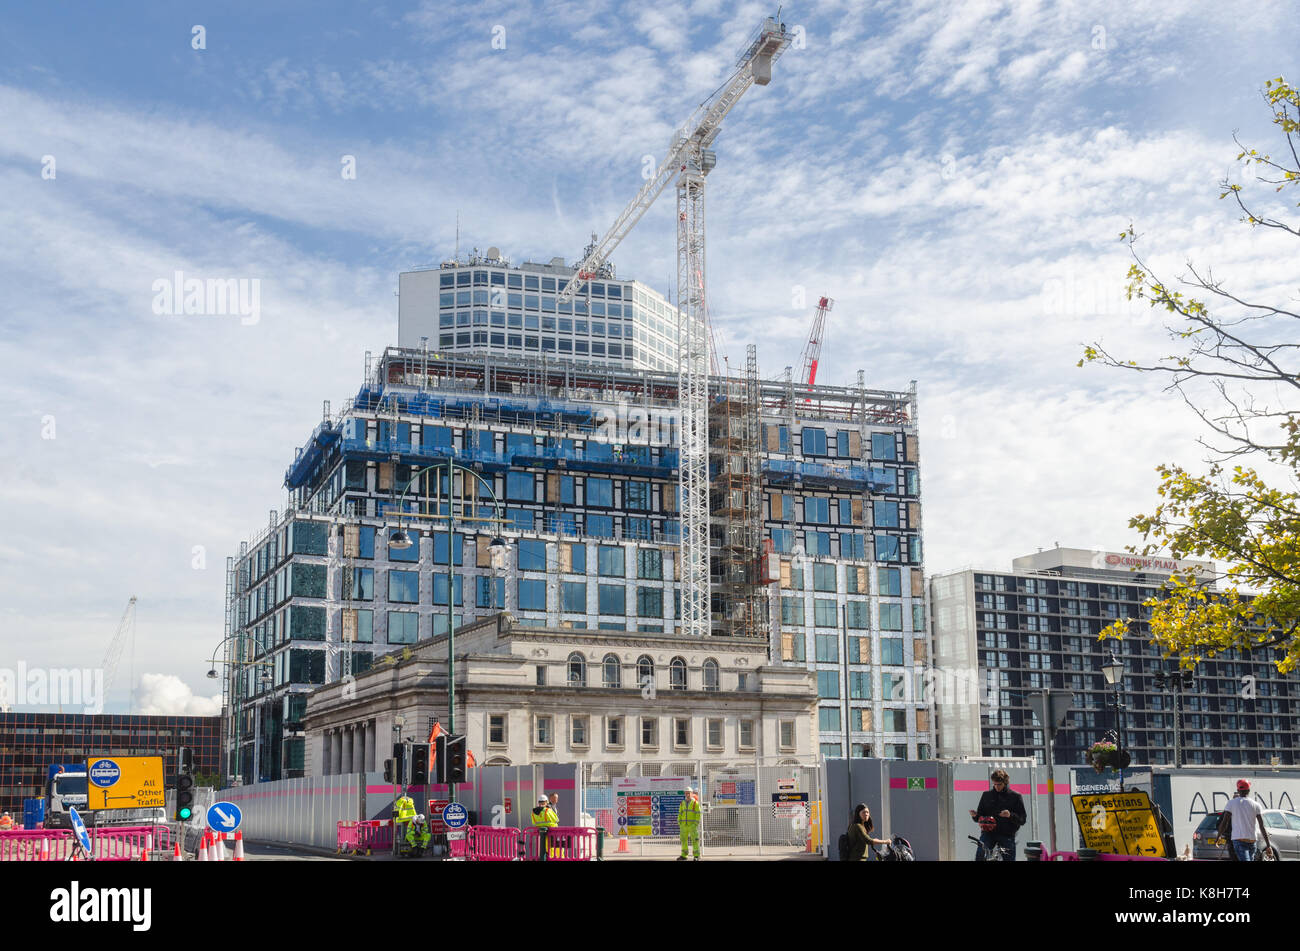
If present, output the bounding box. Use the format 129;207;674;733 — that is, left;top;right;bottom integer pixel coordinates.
303;613;818;776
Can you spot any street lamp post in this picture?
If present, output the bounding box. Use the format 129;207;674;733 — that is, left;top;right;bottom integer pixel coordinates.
388;459;507;807
206;632;272;788
1153;666;1194;768
1101;650;1126;793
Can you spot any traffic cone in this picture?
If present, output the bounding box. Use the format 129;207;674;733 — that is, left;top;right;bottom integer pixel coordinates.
39;838;49;862
233;831;245;862
617;834;629;853
173;841;182;861
217;832;227;862
197;832;209;862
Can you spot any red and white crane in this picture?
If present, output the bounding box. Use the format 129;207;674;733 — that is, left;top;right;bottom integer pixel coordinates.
798;296;833;398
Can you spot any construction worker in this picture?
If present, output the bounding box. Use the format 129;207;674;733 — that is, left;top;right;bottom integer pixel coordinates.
531;795;558;861
678;788;701;860
0;811;13;831
393;790;417;851
405;814;431;858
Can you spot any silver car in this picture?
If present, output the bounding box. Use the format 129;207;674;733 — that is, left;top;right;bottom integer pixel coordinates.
1192;809;1300;860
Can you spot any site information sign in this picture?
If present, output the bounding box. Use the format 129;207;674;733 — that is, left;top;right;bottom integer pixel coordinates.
1071;790;1169;858
84;755;166;810
614;777;690;836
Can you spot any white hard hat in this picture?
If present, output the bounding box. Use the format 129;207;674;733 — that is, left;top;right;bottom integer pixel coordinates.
538;796;548;804
416;814;425;822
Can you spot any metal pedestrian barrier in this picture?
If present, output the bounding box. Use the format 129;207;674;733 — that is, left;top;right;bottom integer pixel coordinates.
523;826;596;862
466;826;520;861
337;819;393;855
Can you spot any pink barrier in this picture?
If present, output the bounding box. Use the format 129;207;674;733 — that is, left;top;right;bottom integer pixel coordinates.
337;820;393;854
466;826;520;861
357;820;393;853
0;825;172;862
523;826;596;862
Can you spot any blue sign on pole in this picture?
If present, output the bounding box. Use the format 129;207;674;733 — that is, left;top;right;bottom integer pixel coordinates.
442;802;468;829
207;801;243;833
68;806;93;857
88;759;121;788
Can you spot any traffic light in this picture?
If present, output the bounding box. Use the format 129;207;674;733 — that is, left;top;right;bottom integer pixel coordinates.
434;734;448;784
383;759;394;783
1182;670;1194;689
174;745;195;822
410;744;429;785
391;743;406;786
446;734;468;784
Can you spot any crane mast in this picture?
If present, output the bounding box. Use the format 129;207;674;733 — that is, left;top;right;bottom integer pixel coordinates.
799;296;834;398
558;15;792;638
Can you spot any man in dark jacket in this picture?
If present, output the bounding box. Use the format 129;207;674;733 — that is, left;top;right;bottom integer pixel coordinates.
969;769;1026;861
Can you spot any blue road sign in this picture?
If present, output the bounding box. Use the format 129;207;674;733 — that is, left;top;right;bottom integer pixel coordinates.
68;806;93;856
207;801;243;833
88;759;120;788
442;802;468;829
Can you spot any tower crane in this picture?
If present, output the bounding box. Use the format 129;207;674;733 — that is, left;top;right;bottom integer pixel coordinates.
557;14;792;638
798;296;833;400
101;596;138;713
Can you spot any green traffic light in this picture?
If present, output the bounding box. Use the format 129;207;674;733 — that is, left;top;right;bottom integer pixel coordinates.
179;807;192;820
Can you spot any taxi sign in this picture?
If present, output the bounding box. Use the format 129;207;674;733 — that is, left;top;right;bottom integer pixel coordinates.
442;802;469;829
68;806;93;857
207;801;243;833
83;755;166;810
1071;790;1169;858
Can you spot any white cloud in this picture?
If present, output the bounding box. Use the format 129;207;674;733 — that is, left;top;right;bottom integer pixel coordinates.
135;674;222;717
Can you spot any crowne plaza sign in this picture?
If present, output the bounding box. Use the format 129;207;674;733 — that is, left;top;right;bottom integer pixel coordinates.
1103;553;1208;575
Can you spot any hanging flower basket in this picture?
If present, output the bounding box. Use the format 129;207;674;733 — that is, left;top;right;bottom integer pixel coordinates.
1088;740;1117;771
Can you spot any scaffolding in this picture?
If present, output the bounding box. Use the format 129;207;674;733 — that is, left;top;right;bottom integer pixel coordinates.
707;345;767;639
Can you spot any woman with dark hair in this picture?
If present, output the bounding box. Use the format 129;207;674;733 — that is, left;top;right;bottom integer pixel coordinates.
847;803;890;861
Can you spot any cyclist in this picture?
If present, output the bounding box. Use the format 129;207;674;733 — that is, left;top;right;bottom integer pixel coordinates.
969;769;1026;861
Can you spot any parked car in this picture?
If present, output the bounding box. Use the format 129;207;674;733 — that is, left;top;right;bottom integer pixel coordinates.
1192;809;1300;860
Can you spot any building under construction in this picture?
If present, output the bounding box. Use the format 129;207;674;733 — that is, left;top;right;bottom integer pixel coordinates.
224;255;926;780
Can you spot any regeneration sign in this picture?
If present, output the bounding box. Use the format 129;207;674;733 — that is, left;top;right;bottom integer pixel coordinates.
614;777;690;836
1071;790;1169;858
83;755;166;810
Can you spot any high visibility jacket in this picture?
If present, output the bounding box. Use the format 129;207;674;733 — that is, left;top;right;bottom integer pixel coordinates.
394;796;417;823
0;816;13;830
678;798;701;827
531;806;558;828
406;822;431;847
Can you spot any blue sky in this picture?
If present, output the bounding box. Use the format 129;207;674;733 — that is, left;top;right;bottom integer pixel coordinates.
1;0;1296;713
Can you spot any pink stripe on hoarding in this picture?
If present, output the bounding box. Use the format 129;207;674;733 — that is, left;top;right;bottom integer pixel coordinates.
1036;783;1073;796
888;777;938;789
505;780;534;791
953;780;1030;794
543;779;576;791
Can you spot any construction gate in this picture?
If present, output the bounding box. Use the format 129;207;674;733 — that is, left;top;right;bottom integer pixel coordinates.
579;759;823;858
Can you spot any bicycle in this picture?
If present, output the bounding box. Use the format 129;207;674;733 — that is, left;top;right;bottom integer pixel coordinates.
969;834;1009;862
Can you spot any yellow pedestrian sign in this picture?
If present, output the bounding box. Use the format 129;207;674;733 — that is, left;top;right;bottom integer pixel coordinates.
1070;790;1169;858
85;755;166;810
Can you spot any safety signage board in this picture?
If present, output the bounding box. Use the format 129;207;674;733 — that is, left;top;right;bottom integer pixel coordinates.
614;777;690;836
771;792;810;820
777;779;797;792
906;777;926;791
83;755;165;810
442;803;469;829
207;801;243;833
1071;790;1168;858
504;797;512;815
68;806;93;856
427;799;449;834
710;774;756;806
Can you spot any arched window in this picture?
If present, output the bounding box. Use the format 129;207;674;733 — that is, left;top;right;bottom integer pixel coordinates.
703;658;720;692
568;652;586;686
636;655;655;688
669;657;687;690
603;654;622;688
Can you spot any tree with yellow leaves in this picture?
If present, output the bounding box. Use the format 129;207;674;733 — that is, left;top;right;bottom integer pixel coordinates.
1080;78;1300;674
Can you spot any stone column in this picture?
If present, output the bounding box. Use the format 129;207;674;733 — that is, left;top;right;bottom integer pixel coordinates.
367;720;378;772
331;731;343;777
321;732;332;776
342;726;355;775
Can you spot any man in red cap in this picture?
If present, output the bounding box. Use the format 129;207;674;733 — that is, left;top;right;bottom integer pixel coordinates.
1222;779;1273;861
